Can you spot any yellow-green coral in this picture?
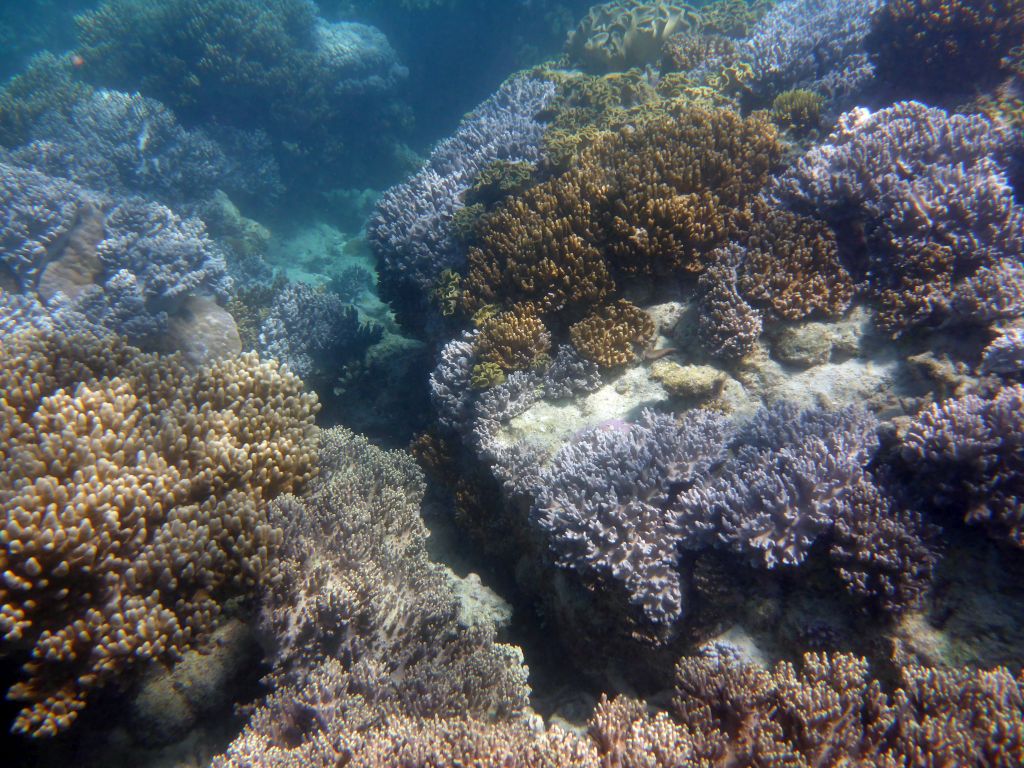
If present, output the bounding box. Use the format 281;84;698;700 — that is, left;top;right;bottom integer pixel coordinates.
771;89;824;135
465;160;536;208
566;0;701;73
470;361;507;389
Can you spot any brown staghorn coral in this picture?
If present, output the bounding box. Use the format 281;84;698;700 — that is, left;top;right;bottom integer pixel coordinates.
0;327;319;737
475;303;552;372
463;180;615;315
570;300;655;368
566;0;701;73
736;201;854;321
464;105;781;318
214;427;532;767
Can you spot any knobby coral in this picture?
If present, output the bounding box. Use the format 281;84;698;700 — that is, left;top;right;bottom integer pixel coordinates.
569;299;655;368
0;327;319;736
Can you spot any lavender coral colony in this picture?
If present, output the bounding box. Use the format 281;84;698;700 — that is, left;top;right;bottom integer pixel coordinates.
4;0;1024;764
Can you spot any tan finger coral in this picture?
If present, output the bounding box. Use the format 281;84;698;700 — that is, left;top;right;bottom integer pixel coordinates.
0;327;319;737
476;303;552;372
737;201;854;321
570;300;655;368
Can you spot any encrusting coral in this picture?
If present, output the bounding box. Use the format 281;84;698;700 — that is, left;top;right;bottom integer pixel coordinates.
0;326;319;737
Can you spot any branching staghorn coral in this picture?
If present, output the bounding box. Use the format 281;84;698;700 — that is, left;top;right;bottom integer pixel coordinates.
369;75;556;323
867;0;1024;100
535;409;732;624
215;646;1024;765
533;402;933;627
463;104;782;348
0;160;233;348
900;383;1024;546
0;327;319;737
742;0;882;107
213;427;530;767
773;101;1024;336
257;281;383;385
3;89;280;208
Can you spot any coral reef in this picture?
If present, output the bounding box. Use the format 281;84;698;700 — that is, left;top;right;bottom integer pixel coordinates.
566;0;701;73
476;303;552;372
866;0;1024;101
569;300;655;368
983;327;1024;376
369;75;556;322
735;201;854;321
0;52;92;148
743;0;882;106
542;344;603;400
774;101;1024;336
257;282;382;385
0;327;318;736
900;384;1024;546
74;0;407;191
770;88;825;135
213;427;530;766
3;89;280;208
674;404;881;569
464;160;536;208
464;105;781;320
535;409;731;624
696;243;763;360
0;161;234;351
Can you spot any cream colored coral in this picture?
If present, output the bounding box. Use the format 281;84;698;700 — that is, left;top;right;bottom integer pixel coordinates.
0;328;318;736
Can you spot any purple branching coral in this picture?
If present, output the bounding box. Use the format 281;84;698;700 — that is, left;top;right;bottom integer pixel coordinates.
369;75;555;308
674;404;879;569
535;410;732;624
696;243;763;361
531;403;934;625
901;384;1024;546
216;427;530;767
743;0;882;107
258;282;382;384
983;327;1024;376
0;161;231;343
2;90;281;210
773;101;1024;335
